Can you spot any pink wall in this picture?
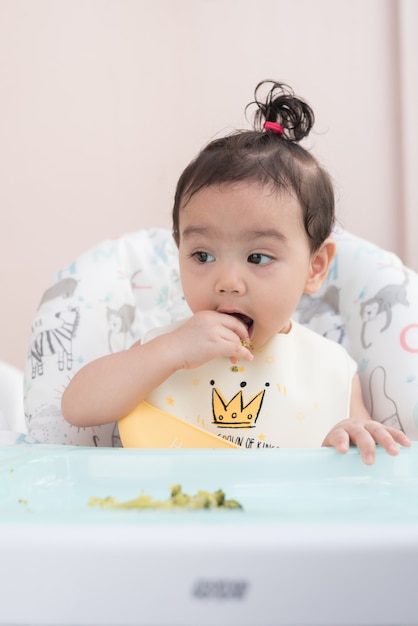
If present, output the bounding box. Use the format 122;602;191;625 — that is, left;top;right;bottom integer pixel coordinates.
0;0;416;369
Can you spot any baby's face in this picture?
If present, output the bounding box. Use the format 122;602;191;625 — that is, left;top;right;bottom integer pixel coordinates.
177;182;315;350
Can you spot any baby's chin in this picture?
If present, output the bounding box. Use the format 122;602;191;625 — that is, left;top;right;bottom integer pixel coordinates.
251;322;292;350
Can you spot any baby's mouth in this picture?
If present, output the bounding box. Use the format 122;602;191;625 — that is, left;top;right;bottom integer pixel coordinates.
225;312;254;338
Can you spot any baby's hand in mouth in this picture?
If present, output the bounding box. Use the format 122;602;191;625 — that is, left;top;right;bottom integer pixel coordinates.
219;311;254;361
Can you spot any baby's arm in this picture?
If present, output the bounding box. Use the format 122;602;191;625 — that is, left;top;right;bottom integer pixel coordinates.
322;374;411;464
61;311;252;428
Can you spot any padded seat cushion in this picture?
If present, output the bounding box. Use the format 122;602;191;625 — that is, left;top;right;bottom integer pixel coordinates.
23;227;418;445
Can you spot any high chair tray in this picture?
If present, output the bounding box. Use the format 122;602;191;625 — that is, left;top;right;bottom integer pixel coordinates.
1;444;418;626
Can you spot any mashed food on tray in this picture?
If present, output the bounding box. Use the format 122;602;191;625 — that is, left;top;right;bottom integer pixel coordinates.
88;484;242;510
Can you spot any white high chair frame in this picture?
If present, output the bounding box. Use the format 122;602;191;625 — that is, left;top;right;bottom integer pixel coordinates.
0;361;25;433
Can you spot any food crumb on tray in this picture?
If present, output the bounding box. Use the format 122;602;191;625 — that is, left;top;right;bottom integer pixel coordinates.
88;484;242;510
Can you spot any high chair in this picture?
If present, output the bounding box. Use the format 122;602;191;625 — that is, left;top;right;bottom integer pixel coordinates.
23;227;418;445
4;229;418;626
0;360;25;433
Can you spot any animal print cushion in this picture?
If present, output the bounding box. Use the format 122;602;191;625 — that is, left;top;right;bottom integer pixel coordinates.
23;227;418;445
24;228;190;446
293;228;418;438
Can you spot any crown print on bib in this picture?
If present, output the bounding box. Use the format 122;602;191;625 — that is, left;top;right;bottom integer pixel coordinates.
212;387;265;428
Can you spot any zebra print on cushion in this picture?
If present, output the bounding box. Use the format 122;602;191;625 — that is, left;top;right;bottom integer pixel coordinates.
24;228;190;446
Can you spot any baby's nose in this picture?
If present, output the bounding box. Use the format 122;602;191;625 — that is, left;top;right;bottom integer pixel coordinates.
215;264;246;294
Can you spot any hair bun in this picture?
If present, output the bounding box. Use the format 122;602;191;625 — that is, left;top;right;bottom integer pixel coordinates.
249;80;315;142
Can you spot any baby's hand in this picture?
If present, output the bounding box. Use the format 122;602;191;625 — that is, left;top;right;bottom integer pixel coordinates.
169;311;253;370
322;417;411;465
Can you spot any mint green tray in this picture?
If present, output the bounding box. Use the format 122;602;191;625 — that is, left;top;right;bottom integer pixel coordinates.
1;443;417;525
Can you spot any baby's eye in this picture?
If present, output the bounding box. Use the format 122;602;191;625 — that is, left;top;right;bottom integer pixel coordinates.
248;253;273;265
192;251;215;263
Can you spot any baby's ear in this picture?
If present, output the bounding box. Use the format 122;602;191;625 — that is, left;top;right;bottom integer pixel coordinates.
304;237;336;294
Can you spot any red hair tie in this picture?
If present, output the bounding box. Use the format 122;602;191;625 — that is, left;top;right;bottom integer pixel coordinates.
264;121;284;136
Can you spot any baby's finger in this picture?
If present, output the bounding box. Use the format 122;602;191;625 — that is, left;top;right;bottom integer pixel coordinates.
383;426;411;448
322;427;350;453
336;423;377;464
363;422;401;456
229;346;253;365
352;430;377;465
218;312;251;343
219;329;252;363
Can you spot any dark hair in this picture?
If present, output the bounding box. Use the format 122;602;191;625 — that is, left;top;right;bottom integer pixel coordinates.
172;80;334;252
